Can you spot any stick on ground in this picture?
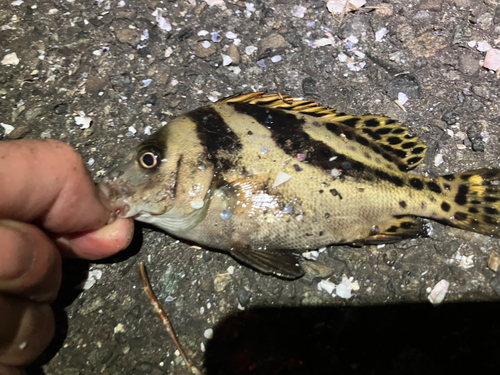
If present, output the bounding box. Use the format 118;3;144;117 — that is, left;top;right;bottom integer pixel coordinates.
138;262;202;375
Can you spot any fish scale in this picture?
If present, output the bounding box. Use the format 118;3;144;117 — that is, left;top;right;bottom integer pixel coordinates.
101;92;500;279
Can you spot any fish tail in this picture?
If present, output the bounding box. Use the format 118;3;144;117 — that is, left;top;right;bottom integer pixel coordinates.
432;168;500;237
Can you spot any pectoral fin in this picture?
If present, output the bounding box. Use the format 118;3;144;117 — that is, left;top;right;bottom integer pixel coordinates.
231;248;304;279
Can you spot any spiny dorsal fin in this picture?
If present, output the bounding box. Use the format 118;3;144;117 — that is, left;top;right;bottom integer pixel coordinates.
220;93;427;171
219;92;342;119
332;115;427;171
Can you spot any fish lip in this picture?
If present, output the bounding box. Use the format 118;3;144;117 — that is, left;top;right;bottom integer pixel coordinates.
98;181;134;222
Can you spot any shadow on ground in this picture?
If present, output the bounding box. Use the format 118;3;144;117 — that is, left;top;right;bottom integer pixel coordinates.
205;302;500;375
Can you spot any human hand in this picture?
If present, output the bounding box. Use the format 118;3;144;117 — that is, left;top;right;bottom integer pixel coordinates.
0;140;134;374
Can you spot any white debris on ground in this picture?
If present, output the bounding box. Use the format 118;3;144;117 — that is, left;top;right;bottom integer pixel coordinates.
375;28;388;42
271;55;282;63
484;49;500;71
1;52;19;66
272;171;292;188
318;275;360;299
204;328;214;339
144;125;152;135
74;112;92;129
222;54;232;66
151;8;172;32
293;5;307;18
326;0;366;15
245;45;257;55
204;0;225;7
427;279;450;305
0;123;14;135
226;31;237;39
164;47;173;57
397;92;408;105
303;251;320;260
477;41;492;52
434;153;444;167
83;269;103;290
114;323;126;334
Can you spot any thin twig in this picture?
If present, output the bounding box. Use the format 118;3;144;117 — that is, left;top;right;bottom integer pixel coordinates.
338;0;350;27
138;262;202;375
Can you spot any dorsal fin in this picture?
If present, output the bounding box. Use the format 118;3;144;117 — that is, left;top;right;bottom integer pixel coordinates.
219;92;427;171
332;115;427;171
219;92;342;119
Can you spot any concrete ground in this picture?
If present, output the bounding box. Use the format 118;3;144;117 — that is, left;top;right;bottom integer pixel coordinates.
1;0;500;374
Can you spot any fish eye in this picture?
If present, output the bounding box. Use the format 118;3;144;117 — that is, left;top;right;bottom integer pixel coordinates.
138;148;161;169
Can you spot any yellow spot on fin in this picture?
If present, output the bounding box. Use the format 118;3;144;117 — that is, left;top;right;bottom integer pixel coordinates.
333;115;427;171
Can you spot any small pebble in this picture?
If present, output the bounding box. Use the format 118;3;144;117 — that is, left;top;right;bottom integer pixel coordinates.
271;55;282;63
375;28;388;42
245;46;257;55
226;31;237;39
204;329;214;339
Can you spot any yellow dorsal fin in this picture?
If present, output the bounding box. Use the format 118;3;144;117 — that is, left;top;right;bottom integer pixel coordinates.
219;93;427;171
219;92;342;119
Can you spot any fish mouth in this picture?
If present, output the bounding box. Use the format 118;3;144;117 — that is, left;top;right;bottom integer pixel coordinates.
98;181;134;222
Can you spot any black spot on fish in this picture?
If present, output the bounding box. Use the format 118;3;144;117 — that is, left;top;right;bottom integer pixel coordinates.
401;221;414;228
412;147;425;155
442;174;455;181
427;182;442;194
485;207;499;215
365;119;380;127
326;123;338;133
324;213;330;218
382;153;393;162
399;201;407;208
471;200;482;205
454;212;468;221
363;152;372;159
385;119;397;125
319;231;324;236
188;107;242;171
455;185;468;205
404;135;414;139
293;164;303;172
483;170;498;180
376;127;392;135
362;128;382;141
391;128;405;134
340;117;359;127
375;170;404;187
485;196;499;202
469;207;479;214
247;130;253;135
319;189;324;194
460;174;471;181
357;136;370;146
342;130;353;140
441;202;451;212
484;215;497;225
407;156;422;165
444;183;451;191
386;226;398;233
393;149;408;159
402;142;417;149
387;137;403;145
410;178;424;190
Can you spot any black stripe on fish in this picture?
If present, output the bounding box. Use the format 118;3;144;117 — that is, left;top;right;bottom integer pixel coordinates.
231;103;371;180
187;106;242;171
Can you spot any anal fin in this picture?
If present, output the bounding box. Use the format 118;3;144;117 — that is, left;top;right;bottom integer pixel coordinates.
231;248;304;279
354;216;429;245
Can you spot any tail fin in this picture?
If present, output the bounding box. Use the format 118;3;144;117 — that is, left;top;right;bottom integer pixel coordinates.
433;168;500;237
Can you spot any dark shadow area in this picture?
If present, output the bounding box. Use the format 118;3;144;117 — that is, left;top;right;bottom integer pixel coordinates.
205;302;500;375
26;224;144;375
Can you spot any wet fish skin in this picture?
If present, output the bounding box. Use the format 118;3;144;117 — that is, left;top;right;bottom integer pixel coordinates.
101;92;500;278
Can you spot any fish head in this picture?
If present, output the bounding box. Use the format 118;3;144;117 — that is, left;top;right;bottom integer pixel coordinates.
100;135;179;221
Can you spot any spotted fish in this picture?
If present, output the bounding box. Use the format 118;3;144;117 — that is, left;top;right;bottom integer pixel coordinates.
100;92;500;279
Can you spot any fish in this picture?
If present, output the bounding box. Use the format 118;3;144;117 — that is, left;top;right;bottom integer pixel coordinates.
100;92;500;279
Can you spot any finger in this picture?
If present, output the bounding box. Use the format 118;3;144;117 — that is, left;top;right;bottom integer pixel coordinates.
0;140;110;234
54;218;135;260
0;220;61;303
0;295;54;367
0;364;24;375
